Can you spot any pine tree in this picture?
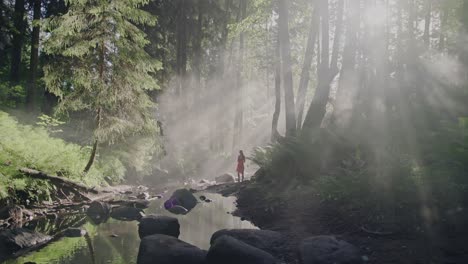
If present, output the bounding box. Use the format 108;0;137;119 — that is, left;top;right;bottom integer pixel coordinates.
43;0;162;173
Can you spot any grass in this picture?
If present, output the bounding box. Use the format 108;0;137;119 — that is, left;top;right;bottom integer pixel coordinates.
0;111;125;202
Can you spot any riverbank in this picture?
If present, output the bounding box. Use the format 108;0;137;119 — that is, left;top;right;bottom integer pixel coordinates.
208;180;468;264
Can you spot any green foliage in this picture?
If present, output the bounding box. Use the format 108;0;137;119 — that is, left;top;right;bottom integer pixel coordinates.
0;111;125;202
36;114;65;133
251;131;353;183
253;125;468;229
43;0;162;145
0;83;26;108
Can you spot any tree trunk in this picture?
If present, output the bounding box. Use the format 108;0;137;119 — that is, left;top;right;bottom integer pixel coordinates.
407;0;416;57
10;0;26;83
329;0;344;76
233;0;246;149
278;0;296;137
423;0;431;47
84;38;105;174
265;19;270;98
19;168;99;194
296;5;319;129
192;0;203;92
176;0;187;96
83;108;101;174
271;32;282;141
214;0;231;151
332;0;359;128
84;134;99;173
438;3;448;52
302;0;335;132
0;1;8;67
461;0;468;81
26;0;41;110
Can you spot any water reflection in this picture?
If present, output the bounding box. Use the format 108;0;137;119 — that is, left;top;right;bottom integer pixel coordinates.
3;193;256;264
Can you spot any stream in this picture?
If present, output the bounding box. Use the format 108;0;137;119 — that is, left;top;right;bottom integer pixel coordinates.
2;192;256;264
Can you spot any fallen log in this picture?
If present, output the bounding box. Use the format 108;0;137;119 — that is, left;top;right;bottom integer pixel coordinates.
19;168;99;194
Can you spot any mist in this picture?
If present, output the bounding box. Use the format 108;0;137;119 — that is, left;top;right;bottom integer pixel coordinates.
2;0;468;263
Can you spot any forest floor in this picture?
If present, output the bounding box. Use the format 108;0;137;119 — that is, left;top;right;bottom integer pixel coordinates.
207;181;468;264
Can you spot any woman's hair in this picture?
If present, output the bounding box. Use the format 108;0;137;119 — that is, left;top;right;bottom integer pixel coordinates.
239;150;244;157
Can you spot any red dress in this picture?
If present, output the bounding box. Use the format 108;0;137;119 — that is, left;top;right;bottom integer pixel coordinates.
236;155;245;173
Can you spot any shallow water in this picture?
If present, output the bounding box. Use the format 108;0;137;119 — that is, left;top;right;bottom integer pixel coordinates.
3;193;256;264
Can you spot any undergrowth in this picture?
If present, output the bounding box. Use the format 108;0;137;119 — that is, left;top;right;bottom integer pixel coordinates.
0;111;125;202
251;125;468;233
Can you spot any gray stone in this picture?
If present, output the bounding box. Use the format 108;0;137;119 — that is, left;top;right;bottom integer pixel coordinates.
206;235;278;264
138;214;180;239
170;189;198;211
299;236;362;264
137;234;206;264
215;173;235;184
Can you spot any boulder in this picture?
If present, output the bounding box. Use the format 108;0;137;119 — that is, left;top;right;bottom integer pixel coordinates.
215;173;235;184
137;234;206;264
86;201;111;224
0;228;51;253
299;236;362;264
64;228;87;237
206;235;278;264
171;189;198;210
210;229;285;256
111;206;144;221
138;215;180;239
164;189;198;215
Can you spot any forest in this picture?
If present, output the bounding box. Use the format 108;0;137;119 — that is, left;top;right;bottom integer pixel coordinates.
1;0;468;263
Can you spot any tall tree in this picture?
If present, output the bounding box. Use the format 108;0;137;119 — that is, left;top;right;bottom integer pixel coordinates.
332;0;359;128
233;0;247;148
192;0;203;92
176;0;188;96
296;5;319;129
271;32;281;141
423;0;432;47
26;0;41;110
278;0;296;137
461;0;468;81
438;2;448;52
303;0;343;132
10;0;26;83
0;1;12;67
43;0;161;173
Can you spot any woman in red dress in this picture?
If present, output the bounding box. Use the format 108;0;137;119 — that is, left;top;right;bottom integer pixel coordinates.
236;150;246;182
